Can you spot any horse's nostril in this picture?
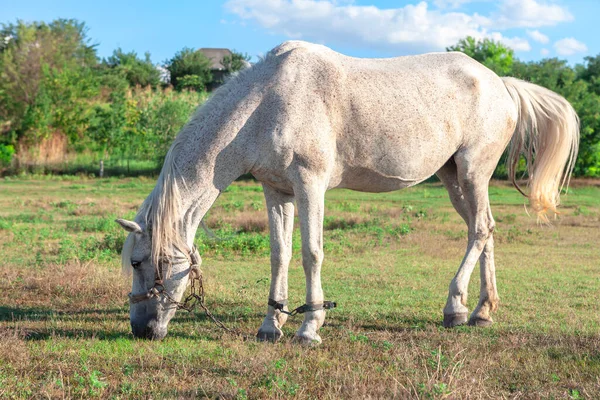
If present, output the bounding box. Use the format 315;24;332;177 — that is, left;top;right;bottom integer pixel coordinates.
143;326;154;339
131;323;147;339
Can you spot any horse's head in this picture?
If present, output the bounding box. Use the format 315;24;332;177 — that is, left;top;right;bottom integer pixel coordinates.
116;218;199;340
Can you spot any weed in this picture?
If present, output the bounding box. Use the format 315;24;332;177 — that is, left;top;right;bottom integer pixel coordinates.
496;213;517;223
417;382;451;399
197;231;270;257
51;200;79;213
573;207;590;216
66;217;116;232
122;364;134;377
223;200;245;211
257;372;299;396
89;370;108;392
226;378;250;400
569;389;582;399
334;201;360;212
349;331;370;344
381;341;394;351
250;200;263;211
427;348;450;371
0;218;11;230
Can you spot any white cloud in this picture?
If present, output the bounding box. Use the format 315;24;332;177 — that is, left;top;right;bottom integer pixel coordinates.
493;35;531;51
494;0;573;29
433;0;484;9
554;37;588;56
527;29;549;44
540;48;550;56
226;0;490;53
225;0;575;55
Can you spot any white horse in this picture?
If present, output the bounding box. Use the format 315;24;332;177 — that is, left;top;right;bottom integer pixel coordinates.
116;41;579;344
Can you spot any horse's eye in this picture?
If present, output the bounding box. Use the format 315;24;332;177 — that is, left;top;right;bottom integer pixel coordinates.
131;261;142;269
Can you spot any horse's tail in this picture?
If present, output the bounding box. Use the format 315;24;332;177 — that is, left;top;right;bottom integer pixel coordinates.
501;77;579;221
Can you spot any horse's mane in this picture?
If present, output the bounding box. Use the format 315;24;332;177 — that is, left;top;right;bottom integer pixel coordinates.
133;55;270;278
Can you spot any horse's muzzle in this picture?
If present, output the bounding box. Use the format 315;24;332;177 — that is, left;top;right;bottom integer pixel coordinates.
131;319;167;340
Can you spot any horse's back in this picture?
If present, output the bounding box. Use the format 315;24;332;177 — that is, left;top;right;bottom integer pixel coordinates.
251;42;517;193
333;51;515;190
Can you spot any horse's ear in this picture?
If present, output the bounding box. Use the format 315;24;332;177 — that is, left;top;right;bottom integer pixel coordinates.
115;218;143;233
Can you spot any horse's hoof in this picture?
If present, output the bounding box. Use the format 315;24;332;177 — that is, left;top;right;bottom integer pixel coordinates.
468;317;493;327
256;328;283;342
293;332;322;346
443;312;468;328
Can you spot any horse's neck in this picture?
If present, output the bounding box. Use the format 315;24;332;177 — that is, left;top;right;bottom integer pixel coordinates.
175;95;258;246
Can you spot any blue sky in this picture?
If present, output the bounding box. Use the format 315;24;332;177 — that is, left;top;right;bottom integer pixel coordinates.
1;0;597;65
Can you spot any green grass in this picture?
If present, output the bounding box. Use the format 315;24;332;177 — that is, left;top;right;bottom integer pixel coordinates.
0;177;599;398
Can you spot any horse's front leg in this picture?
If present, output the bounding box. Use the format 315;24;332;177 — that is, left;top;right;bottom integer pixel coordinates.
257;185;295;342
294;182;327;345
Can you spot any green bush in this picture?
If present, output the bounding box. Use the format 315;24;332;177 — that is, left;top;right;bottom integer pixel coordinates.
0;144;15;166
176;74;207;92
102;48;161;88
166;47;213;91
85;86;207;167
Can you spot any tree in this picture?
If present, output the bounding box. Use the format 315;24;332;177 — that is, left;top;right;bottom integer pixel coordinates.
0;19;98;145
511;57;600;176
221;51;251;74
165;47;212;91
446;36;514;76
578;55;600;96
448;36;600;177
512;58;577;92
103;48;161;88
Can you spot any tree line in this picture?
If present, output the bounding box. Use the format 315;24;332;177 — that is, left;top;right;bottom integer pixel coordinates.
0;19;599;177
448;37;600;177
0;19;248;174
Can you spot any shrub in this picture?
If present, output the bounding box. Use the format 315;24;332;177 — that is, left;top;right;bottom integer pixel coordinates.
0;144;15;167
166;47;213;91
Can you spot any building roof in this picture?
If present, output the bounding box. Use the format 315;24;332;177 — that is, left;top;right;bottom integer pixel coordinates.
197;48;233;70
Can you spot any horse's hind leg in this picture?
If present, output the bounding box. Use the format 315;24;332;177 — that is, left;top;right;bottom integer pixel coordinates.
257;184;295;342
439;154;497;328
438;160;499;327
470;229;498;327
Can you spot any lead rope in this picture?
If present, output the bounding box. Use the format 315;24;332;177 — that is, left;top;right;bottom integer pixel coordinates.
180;266;240;335
158;249;244;337
157;247;337;339
168;268;337;338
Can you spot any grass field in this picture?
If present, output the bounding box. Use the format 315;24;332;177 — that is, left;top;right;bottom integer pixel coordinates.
0;175;599;399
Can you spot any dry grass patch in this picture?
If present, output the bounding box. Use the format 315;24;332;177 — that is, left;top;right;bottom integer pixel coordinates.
207;210;269;233
0;261;127;307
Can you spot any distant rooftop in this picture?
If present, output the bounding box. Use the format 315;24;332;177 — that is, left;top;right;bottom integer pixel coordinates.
198;48;232;70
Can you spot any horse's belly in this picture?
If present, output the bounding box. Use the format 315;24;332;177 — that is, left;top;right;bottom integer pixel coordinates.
333;132;458;192
334;165;429;192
